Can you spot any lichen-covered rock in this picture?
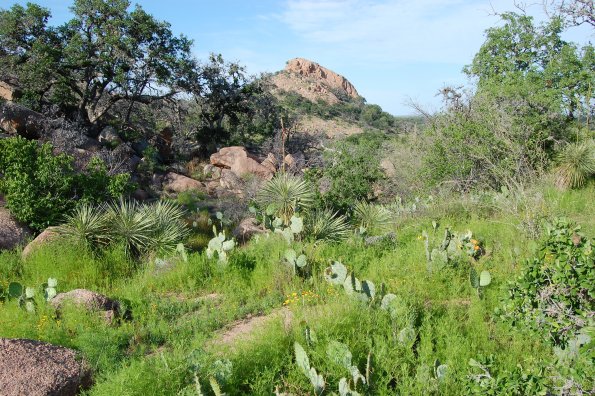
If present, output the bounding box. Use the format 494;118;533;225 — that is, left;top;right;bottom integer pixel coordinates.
51;289;119;312
0;338;92;396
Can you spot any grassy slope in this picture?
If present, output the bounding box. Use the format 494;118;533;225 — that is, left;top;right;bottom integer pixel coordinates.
0;184;593;395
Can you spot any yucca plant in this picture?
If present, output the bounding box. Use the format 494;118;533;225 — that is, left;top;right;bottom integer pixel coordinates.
256;173;315;225
58;202;109;246
305;209;351;243
353;201;394;236
145;200;189;255
554;140;595;190
105;199;155;257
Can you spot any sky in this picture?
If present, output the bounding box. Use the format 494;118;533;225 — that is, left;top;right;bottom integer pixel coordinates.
2;0;593;115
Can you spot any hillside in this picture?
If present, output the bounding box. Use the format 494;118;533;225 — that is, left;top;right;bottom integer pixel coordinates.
270;57;404;138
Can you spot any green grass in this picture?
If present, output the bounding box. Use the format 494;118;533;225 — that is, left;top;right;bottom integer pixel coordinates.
0;183;593;395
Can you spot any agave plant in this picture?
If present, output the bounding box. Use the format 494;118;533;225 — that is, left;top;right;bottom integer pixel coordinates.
353;201;394;236
257;173;315;225
58;202;109;246
554;140;595;190
305;209;351;243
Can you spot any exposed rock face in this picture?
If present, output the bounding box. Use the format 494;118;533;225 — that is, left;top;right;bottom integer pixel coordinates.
272;58;361;105
22;226;60;259
285;58;359;99
0;207;31;250
162;172;206;194
0;338;92;396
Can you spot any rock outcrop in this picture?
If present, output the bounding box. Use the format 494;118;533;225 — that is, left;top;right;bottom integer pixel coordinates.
0;207;31;250
285;58;359;99
272;58;361;105
210;146;272;179
0;101;46;139
0;338;92;396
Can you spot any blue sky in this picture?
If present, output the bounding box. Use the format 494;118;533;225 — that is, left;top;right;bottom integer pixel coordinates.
3;0;593;115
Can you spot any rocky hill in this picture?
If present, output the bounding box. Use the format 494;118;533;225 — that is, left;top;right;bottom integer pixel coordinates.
270;58;400;138
271;58;360;105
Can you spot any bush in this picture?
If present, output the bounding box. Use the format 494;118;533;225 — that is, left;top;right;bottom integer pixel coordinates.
554;140;595;190
0;137;132;230
500;218;594;346
310;134;384;213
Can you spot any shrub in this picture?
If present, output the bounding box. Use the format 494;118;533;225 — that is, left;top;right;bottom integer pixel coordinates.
256;173;315;225
500;218;594;346
0;136;132;230
59;199;189;257
312;135;384;213
554;140;595;190
304;209;351;243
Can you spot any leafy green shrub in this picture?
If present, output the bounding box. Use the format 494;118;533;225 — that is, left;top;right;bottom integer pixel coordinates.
310;135;384;213
500;218;594;346
554;140;595;190
0;136;132;230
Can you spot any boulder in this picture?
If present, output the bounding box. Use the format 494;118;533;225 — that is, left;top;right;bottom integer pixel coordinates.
51;289;120;324
261;153;278;173
0;81;20;101
0;207;31;250
203;164;222;180
97;126;122;146
230;156;273;179
0;101;45;139
0;338;92;396
162;172;205;194
210;146;273;179
22;227;60;259
210;146;250;168
380;158;396;177
219;169;243;190
233;217;266;243
206;180;220;195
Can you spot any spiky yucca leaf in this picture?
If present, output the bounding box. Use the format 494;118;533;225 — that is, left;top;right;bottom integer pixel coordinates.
105;199;155;256
58;202;109;246
554;140;595;190
353;201;394;236
145;200;189;254
305;209;351;243
257;173;315;225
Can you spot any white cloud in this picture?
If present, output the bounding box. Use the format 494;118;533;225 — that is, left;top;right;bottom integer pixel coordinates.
278;0;516;64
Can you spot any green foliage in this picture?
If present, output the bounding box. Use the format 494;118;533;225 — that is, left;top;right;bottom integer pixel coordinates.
312;135;384;213
422;227;484;272
501;218;594;346
0;0;194;123
554;139;595;189
59;199;188;257
256;173;315;225
304;209;351;244
0;136;131;230
353;201;393;236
